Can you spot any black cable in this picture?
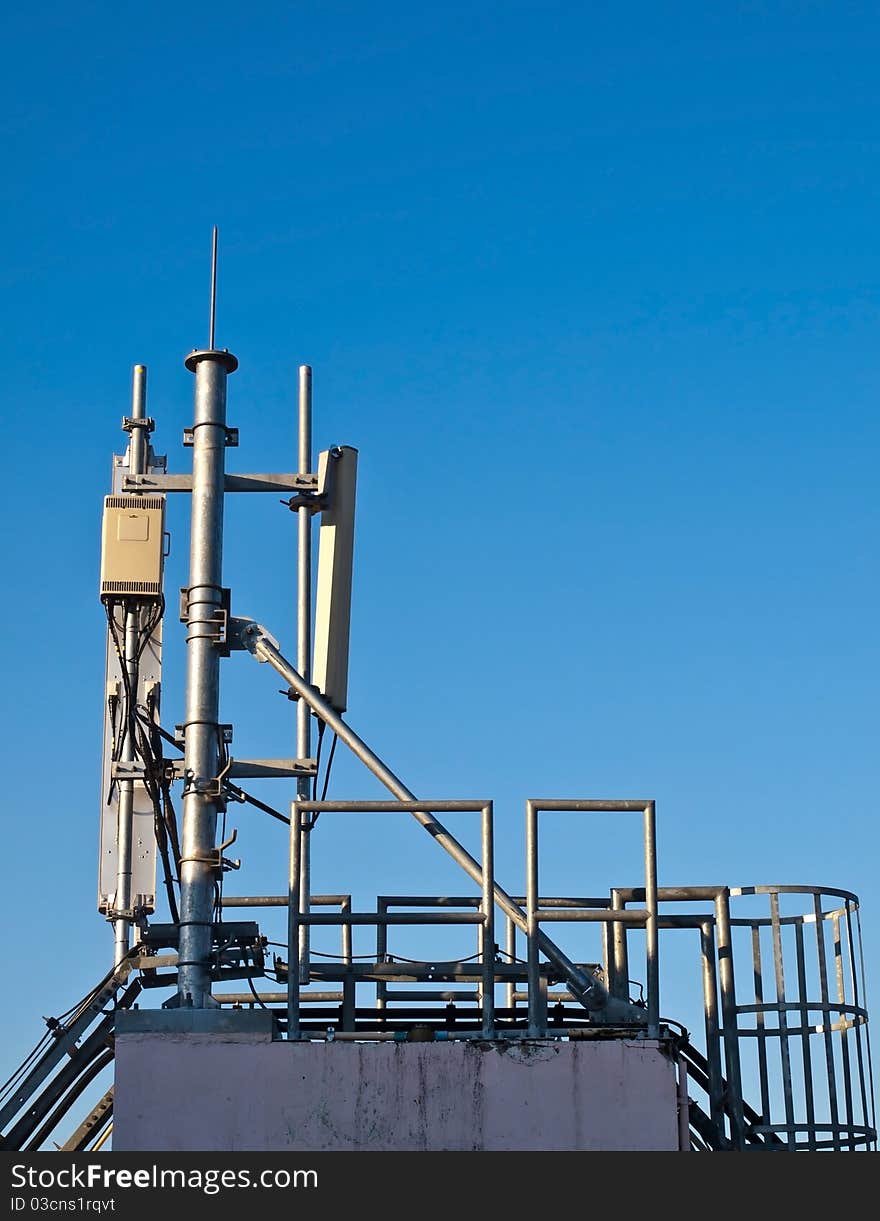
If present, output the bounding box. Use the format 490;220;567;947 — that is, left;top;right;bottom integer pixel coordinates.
103;594;163;799
246;972;270;1011
108;596;160;760
135;709;181;753
161;785;182;868
133;702;184;874
0;969;151;1110
265;941;386;962
312;719;326;802
376;952;483;966
242;946;270;1012
104;603;129;763
136;702;290;831
216;723;230;777
496;948;528;965
51;946;140;1026
142;688;182;869
320;733;338;802
0;1032;55;1104
306;729;338;829
133;707;180;924
215;778;228;925
105;691;120;803
226;783;290;826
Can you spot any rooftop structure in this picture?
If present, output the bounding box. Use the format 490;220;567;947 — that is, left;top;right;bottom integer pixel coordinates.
1;240;875;1153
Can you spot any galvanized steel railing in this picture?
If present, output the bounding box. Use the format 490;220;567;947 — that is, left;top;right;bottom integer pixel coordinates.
612;883;876;1151
215;804;875;1151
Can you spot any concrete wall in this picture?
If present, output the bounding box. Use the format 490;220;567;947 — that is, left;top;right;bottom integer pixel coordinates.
114;1018;681;1151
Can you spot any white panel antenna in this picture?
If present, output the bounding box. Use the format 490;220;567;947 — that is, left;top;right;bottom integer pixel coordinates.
313;446;358;713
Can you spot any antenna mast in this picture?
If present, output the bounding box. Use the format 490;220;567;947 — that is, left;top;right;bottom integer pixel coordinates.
209;225;218;350
178;229;238;1006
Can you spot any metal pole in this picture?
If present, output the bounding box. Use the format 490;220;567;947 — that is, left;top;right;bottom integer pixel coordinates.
376;896;388;1018
700;919;724;1140
480;802;495;1033
526;799;541;1034
129;364;148;473
341;895;353;964
714;888;745;1149
677;1058;691;1151
794;919;817;1148
178;346;237;1007
644;800;660;1038
341;894;355;1031
113;364;148;965
610;888;630;1002
287;803;302;1038
505;915;516;1016
209;227;218;351
242;629;642;1024
297;365;312;983
769;891;795;1147
813;892;841;1147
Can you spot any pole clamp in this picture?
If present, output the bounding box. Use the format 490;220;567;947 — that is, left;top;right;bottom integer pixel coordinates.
281;490;326;513
121;415;155;433
174;722;233;748
180;587;249;656
183;424;239;447
178;830;241;876
181;756;232;804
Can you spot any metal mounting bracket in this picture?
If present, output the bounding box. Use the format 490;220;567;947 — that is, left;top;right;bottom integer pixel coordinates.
183;425;239;448
174;723;233;749
121;415;155;434
179;588;246;656
166;756;317;780
177;828;240;874
281;490;325;514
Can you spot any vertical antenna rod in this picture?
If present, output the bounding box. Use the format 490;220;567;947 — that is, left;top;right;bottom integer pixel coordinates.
296;365;312;981
113;364;148;965
209;226;218;351
178;236;238;1007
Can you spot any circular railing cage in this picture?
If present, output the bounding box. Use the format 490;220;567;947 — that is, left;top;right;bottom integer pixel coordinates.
685;884;876;1152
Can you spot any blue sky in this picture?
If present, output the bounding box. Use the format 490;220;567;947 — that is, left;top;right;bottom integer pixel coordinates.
1;2;877;1137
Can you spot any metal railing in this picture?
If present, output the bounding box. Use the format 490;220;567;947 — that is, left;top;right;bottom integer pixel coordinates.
287;800;495;1039
611;883;876;1151
120;794;875;1153
525;800;659;1037
4;807;873;1153
213;796;661;1042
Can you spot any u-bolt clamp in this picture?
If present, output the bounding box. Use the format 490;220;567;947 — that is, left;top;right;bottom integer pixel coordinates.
182;755;233;800
179;830;240;877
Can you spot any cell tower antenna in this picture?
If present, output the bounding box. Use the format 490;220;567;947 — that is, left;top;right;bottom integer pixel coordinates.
209;225;218;349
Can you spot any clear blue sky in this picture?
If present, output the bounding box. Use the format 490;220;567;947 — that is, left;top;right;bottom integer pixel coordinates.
1;2;877;1132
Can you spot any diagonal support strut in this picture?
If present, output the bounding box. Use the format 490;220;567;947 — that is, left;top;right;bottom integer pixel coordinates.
238;620;645;1025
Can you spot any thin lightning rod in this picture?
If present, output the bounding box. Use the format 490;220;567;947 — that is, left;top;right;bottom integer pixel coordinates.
209;225;218;350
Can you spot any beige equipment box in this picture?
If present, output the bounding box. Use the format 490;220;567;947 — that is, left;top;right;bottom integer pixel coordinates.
100;495;166;598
